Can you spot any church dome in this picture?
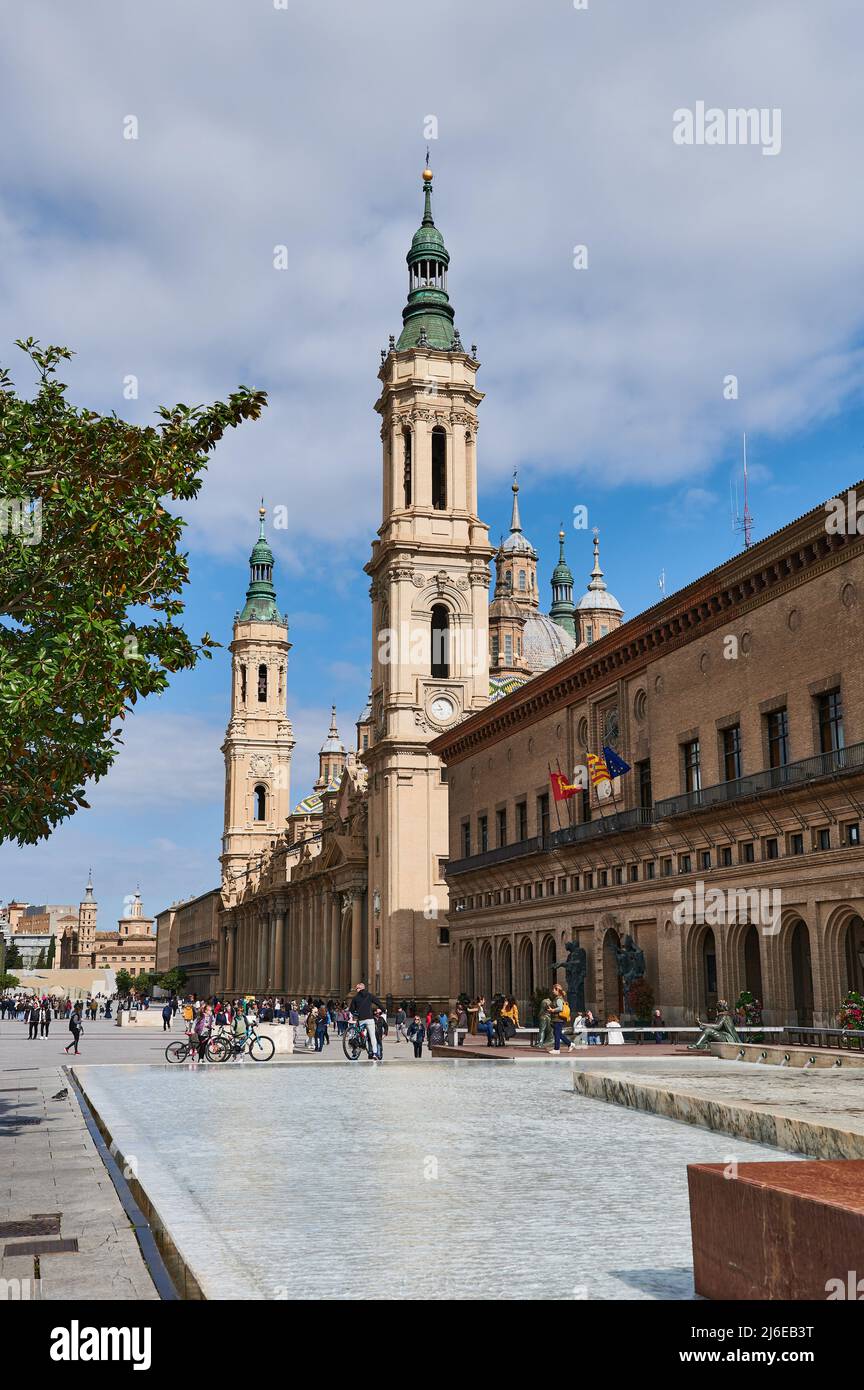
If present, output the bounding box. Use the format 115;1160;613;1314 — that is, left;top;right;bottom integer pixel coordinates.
575;530;623;615
522;612;578;672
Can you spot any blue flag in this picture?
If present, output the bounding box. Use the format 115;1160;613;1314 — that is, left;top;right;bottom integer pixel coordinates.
602;745;631;777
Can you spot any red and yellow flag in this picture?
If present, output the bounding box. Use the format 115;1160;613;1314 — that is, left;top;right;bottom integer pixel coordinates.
549;770;579;802
587;752;611;786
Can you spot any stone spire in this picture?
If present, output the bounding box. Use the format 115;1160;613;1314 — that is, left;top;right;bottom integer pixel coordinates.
315;705;346;790
396;165;457;351
588;528;607;594
549;525;576;638
509;471;522;534
240;504;283;623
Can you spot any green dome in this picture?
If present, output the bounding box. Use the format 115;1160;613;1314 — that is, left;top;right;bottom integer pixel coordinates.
396;173;458;352
239;508;284;624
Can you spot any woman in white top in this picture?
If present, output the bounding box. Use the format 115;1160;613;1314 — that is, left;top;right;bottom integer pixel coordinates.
570;1011;586;1046
605;1014;625;1045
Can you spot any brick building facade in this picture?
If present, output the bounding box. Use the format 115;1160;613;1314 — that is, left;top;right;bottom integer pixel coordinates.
430;486;864;1028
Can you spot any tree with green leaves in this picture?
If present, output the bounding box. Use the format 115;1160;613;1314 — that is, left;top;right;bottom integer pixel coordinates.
0;339;267;845
0;972;20;990
157;966;187;995
5;940;23;970
35;947;46;968
115;969;134;997
46;934;56;967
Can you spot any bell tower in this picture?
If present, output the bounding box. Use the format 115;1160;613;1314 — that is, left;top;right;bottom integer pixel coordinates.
221;507;295;894
364;165;493;1006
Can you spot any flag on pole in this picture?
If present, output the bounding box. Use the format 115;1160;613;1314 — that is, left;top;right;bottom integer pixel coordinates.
587;752;611;786
602;745;632;778
549;770;580;802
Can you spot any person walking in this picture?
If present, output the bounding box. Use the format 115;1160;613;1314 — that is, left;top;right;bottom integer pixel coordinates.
407;1015;425;1058
64;1006;83;1054
306;1006;318;1050
161;1001;173;1032
314;1008;328;1053
549;984;572;1055
39;1000;51;1038
395;1005;407;1043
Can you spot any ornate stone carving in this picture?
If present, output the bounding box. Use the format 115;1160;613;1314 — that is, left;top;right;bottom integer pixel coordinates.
249;754;272;777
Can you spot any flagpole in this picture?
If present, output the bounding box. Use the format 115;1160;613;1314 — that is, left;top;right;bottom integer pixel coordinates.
547;763;564;831
556;757;575;828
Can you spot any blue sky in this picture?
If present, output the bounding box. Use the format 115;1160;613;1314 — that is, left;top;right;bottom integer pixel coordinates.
2;0;864;923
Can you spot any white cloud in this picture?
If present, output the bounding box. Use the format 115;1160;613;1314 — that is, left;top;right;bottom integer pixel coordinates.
1;0;863;576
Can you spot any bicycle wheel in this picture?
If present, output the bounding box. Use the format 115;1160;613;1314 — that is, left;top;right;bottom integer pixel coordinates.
206;1036;231;1063
165;1040;191;1063
249;1033;275;1061
342;1028;363;1061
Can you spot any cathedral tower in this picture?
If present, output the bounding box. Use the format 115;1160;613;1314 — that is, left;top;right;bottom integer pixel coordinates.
221;508;295;894
75;872;97;967
364;166;493;1005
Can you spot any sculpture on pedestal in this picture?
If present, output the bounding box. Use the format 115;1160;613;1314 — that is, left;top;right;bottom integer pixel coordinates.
553;940;587;1014
615;934;646;1015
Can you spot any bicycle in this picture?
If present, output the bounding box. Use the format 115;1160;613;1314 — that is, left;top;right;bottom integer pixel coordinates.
208;1022;275;1063
165;1030;207;1064
342;1018;376;1061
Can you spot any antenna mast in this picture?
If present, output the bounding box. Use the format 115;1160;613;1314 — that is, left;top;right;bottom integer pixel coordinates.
733;433;755;550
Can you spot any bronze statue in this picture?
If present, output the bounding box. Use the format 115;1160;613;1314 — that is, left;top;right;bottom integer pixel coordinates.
688;1000;742;1050
553;940;587;1014
615;934;646;1012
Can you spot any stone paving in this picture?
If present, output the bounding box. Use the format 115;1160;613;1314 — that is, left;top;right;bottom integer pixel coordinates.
573;1057;864;1159
0;1068;157;1301
75;1059;802;1301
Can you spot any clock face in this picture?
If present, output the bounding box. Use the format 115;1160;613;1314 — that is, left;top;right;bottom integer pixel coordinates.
430;695;456;724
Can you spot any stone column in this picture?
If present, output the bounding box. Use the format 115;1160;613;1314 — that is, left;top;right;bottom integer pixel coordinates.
274;899;286;993
225;923;236;992
329;894;340;994
350;891;363;987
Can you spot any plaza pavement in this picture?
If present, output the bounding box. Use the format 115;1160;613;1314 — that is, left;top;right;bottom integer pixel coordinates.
0;1015;699;1301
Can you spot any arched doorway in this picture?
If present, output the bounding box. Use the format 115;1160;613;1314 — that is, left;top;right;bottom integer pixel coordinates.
844;916;864;995
498;939;513;997
462;942;476;999
701;928;718;1014
790;920;814;1025
540;934;556;988
602;929;622;1018
478;940;493;1001
516;937;534;1017
744;925;763;1004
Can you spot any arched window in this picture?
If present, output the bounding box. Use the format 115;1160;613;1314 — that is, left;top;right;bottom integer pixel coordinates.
403;427;412;506
258;664;267;702
432;427;447;510
431;604;450;678
253;785;267;821
240;665;247;703
518;570;526;591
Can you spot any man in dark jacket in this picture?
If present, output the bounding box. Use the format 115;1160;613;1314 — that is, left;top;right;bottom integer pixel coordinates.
27;1001;40;1039
350;983;385;1060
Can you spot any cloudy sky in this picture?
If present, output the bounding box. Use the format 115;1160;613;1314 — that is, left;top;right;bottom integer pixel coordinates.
2;0;864;923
